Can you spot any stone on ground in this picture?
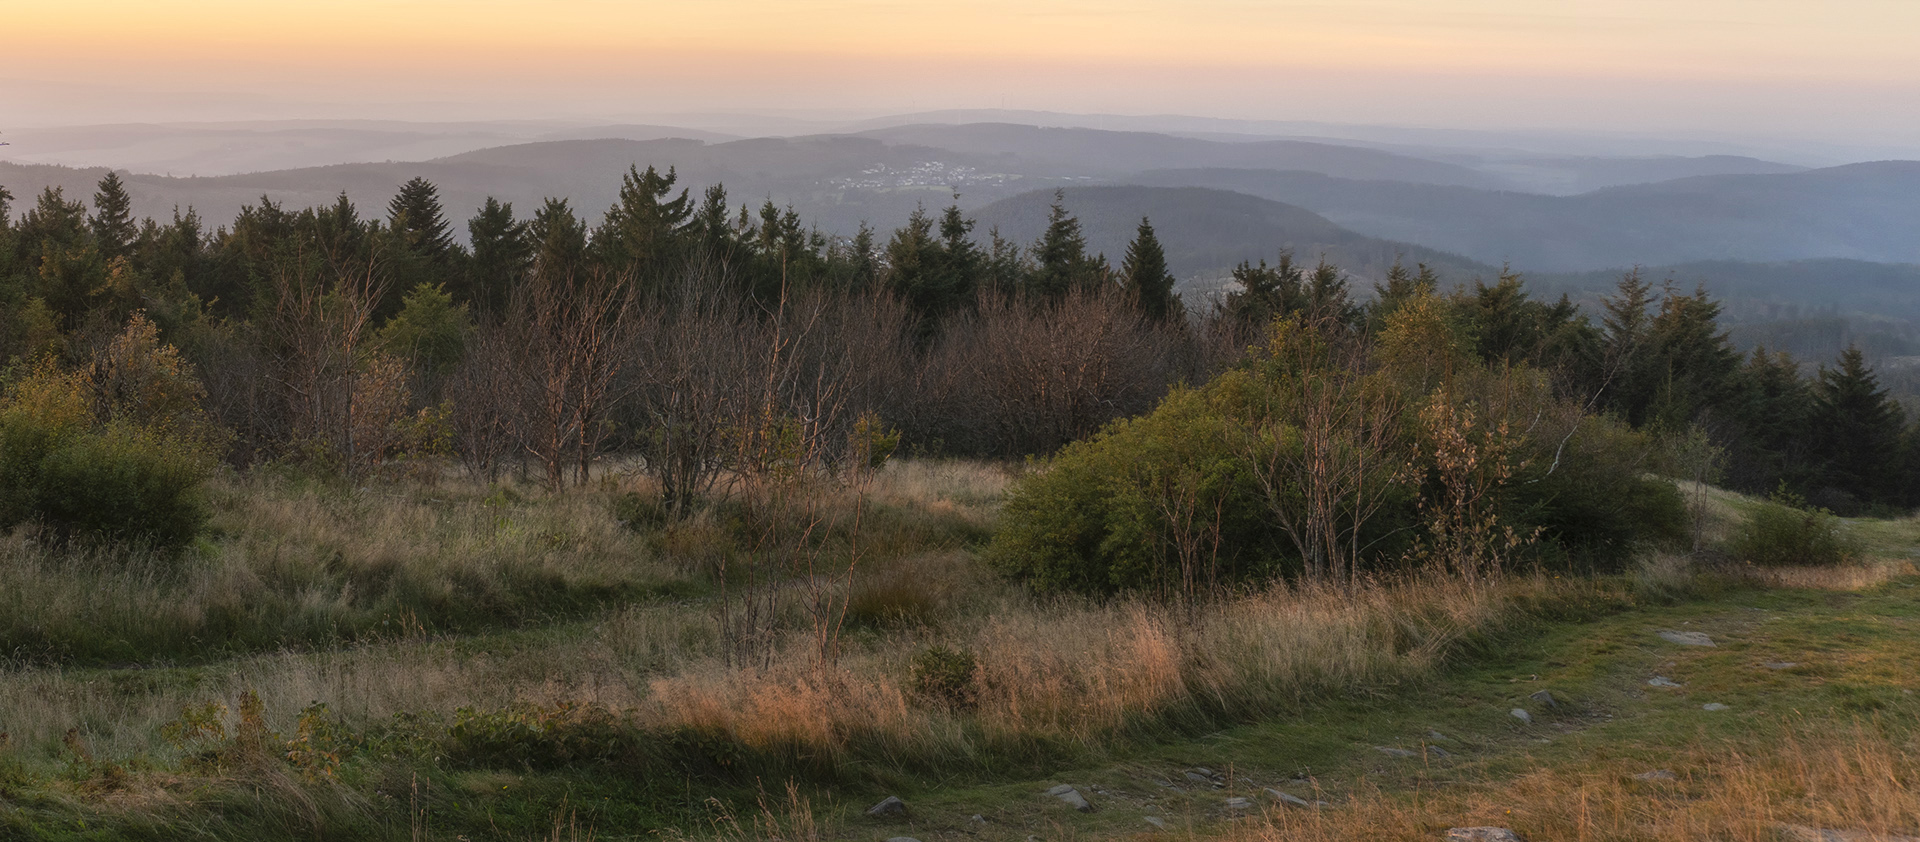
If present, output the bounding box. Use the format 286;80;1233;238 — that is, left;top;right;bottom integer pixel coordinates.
1047;784;1093;812
1658;630;1716;646
1530;689;1559;708
866;796;907;817
1446;828;1526;841
1266;788;1313;808
1703;702;1731;711
1649;676;1683;687
1777;825;1920;842
1510;708;1533;724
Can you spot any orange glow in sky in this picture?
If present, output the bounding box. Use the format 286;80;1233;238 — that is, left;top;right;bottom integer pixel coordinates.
7;0;1919;140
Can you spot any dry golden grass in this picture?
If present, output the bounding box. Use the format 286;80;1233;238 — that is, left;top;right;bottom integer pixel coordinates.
1246;721;1920;842
1729;558;1919;591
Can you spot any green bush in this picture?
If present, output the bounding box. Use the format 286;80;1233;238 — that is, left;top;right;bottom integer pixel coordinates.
0;363;215;551
987;382;1286;595
989;311;1689;597
1726;489;1858;567
907;644;979;710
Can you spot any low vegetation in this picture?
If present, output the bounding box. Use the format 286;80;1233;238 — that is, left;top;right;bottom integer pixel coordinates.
1;167;1917;841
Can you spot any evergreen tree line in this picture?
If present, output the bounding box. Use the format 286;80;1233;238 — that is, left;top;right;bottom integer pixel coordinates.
0;170;1910;514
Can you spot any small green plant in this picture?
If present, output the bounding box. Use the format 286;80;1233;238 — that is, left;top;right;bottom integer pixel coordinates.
907;644;979;710
612;491;669;532
1726;487;1858;567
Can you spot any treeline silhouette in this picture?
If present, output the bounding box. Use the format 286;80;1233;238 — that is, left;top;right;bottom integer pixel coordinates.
1;168;1912;515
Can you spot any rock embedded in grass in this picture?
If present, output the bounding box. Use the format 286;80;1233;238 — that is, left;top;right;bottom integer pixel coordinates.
1223;796;1253;810
1658;630;1716;646
1047;784;1093;812
1777;825;1920;842
1648;676;1683;687
1703;702;1731;711
1446;829;1526;841
1529;690;1559;708
1375;745;1417;758
1510;708;1533;724
1144;816;1170;831
866;795;907;817
1266;788;1313;808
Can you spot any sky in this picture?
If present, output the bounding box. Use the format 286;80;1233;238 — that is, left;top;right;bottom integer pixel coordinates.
7;0;1919;149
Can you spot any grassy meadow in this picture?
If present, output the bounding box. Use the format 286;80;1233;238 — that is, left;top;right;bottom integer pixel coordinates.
0;460;1913;841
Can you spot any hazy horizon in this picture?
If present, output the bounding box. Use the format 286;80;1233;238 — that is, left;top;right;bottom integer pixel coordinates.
8;0;1920;165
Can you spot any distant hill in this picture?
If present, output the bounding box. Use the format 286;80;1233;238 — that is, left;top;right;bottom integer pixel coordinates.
1131;163;1920;271
1533;259;1920;320
1459;154;1805;194
856;123;1499;188
970;185;1492;287
0;135;1051;240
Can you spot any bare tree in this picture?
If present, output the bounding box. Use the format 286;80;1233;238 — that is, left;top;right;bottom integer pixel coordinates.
1240;319;1407;587
264;245;391;473
506;264;637;490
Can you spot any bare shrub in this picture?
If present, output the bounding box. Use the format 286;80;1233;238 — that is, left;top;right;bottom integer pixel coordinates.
917;285;1183;456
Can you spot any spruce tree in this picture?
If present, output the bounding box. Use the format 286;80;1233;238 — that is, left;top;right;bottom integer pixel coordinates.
89;171;138;259
1027;190;1104;298
1369;260;1437;329
1223;252;1306;327
530;198;588;282
1644;284;1741;431
931;202;982;313
1726;346;1815;492
593;165;692;285
466;197;531;317
1598;269;1656;423
1119;217;1179;321
691;184;738;268
386;177;457;260
884;205;941;321
1304;258;1357;325
1809;346;1906;509
845;222;878;293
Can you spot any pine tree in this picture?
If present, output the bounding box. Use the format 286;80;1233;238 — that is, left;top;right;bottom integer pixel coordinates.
691;184;738;268
1223;252;1306;326
930;202;982;313
1369;260;1436;329
845;222;878;293
1809;346;1906;509
1598;269;1656;423
1644;284;1741;431
884;205;941;321
1027;190;1104;298
1304;258;1357;325
386;177;456;260
1726;346;1815;492
466;197;531;317
530;198;588;282
1119;217;1179;321
19;186;103;327
89;171;138;259
593;165;692;284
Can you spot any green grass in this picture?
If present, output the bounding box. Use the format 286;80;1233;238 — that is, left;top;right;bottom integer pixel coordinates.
0;471;1914;841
